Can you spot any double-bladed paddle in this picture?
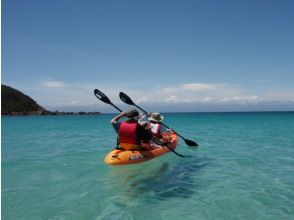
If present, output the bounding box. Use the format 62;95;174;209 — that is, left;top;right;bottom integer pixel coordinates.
119;92;198;147
94;89;123;112
94;89;185;157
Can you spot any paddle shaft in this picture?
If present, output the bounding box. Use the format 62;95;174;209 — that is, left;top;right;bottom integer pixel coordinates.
110;103;123;112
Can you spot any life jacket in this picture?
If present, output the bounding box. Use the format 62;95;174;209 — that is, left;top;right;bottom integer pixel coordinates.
118;122;140;150
149;123;162;138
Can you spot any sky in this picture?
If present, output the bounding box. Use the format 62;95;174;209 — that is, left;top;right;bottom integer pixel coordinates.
2;0;294;113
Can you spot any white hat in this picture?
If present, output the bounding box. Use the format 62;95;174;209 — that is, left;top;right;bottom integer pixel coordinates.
148;112;164;122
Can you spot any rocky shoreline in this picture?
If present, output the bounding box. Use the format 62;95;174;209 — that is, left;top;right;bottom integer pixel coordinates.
1;111;101;116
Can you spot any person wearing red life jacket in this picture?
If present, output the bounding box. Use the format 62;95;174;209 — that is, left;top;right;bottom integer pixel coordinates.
111;109;152;150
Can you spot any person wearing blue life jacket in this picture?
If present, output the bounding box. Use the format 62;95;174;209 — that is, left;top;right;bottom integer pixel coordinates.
110;109;152;150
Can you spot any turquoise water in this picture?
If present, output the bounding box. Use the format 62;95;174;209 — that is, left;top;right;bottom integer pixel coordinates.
2;112;294;220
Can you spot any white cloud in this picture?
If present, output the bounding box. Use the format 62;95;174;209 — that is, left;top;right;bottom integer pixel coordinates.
257;79;272;83
180;83;224;91
219;96;261;104
13;80;294;112
42;81;66;88
136;97;151;104
201;97;214;103
164;95;179;103
263;90;294;101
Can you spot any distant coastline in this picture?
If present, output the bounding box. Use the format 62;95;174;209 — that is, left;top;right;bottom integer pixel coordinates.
1;84;101;116
1;111;101;116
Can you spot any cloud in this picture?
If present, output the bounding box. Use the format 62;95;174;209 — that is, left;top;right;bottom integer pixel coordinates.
140;83;294;106
180;83;225;91
165;95;180;103
201;97;214;103
257;79;272;83
13;80;294;112
136;96;151;104
219;96;261;104
42;81;67;88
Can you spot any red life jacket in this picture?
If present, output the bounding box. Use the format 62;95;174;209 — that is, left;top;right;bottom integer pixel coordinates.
118;122;139;145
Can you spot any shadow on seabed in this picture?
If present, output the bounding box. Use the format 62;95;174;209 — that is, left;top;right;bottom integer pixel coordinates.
108;155;210;202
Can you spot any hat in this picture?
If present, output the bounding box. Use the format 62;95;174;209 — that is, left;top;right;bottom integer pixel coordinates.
126;109;139;118
148;112;164;122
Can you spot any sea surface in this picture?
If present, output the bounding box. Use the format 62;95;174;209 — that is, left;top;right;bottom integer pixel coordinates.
2;112;294;220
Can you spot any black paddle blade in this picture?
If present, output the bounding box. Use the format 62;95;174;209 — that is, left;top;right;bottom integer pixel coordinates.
94;89;112;104
184;138;198;147
119;92;135;105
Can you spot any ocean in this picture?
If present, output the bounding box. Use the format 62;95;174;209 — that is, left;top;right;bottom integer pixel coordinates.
2;112;294;220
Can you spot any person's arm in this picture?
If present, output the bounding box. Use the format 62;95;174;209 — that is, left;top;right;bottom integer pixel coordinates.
138;114;149;126
110;112;127;124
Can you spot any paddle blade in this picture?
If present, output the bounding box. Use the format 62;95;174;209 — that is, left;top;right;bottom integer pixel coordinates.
119;92;135;105
184;138;198;147
94;89;112;104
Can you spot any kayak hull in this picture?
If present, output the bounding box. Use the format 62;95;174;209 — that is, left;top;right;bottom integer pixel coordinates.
104;132;179;165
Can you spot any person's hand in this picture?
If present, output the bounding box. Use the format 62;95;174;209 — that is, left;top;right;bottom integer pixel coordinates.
120;111;127;117
147;112;152;116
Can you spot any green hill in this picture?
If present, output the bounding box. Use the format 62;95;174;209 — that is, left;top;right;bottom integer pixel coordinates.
1;85;46;115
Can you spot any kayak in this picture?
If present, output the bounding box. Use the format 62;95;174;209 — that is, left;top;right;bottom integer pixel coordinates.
104;132;179;165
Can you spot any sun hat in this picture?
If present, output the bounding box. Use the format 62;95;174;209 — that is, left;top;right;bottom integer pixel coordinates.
148;112;164;122
126;109;139;118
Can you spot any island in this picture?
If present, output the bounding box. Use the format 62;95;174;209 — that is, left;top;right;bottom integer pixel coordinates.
1;84;101;116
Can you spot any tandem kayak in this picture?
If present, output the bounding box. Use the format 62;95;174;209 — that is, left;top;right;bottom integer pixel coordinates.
104;132;179;165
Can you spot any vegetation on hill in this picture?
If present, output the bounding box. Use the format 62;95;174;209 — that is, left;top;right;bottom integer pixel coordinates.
1;84;46;114
1;84;101;116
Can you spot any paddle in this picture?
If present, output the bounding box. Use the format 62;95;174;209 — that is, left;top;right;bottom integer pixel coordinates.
119;92;198;147
94;89;185;157
94;89;123;112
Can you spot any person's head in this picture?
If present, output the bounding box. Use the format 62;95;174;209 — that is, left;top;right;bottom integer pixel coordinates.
148;112;164;123
126;109;139;119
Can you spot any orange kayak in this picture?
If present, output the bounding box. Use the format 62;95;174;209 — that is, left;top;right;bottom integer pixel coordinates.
104;132;179;165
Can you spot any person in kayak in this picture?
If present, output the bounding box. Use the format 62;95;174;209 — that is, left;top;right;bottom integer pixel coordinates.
138;112;171;147
111;109;152;150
